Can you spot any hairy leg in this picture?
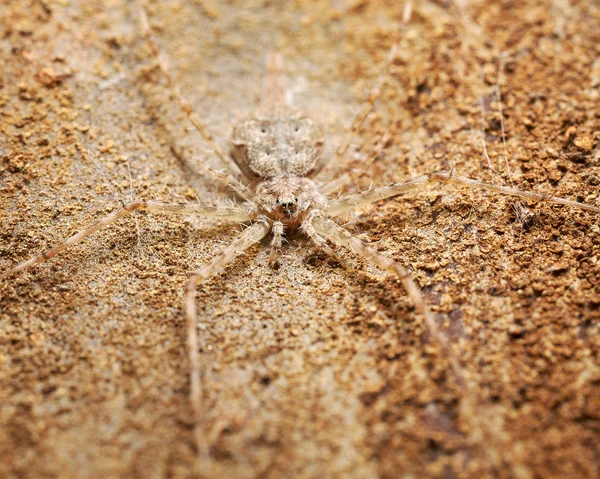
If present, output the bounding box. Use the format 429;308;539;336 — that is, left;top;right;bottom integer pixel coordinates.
137;1;248;192
326;170;600;216
331;44;398;170
268;221;284;267
301;214;344;261
311;215;466;386
170;146;252;200
184;218;271;458
321;130;392;197
329;1;413;174
319;173;352;196
1;201;251;280
262;51;286;109
311;214;510;470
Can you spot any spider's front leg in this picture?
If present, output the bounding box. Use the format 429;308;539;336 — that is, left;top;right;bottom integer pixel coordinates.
310;214;511;470
1;201;251;280
268;221;284;267
326;170;600;216
183;217;271;459
309;214;466;387
301;212;344;262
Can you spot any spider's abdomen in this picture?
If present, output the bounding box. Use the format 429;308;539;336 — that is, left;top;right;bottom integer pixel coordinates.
230;109;324;181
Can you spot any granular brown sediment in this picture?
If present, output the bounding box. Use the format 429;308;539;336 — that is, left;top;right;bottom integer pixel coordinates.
1;0;599;477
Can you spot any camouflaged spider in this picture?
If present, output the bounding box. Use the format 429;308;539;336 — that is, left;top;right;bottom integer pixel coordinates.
3;1;600;462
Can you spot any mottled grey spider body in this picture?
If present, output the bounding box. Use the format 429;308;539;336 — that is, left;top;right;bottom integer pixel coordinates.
231;108;325;182
231;108;327;228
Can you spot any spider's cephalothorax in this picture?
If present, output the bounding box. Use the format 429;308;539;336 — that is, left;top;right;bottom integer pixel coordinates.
255;175;327;227
231;108;327;227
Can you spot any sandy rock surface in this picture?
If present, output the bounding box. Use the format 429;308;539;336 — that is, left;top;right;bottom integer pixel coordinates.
1;0;599;477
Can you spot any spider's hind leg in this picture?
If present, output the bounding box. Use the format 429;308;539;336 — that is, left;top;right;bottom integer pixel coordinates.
262;51;287;109
136;1;249;197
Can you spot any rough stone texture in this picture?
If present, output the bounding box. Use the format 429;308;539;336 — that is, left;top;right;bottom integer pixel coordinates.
1;0;599;478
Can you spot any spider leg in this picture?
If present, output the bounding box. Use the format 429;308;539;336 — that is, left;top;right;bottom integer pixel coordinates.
268;220;284;267
331;43;398;170
262;51;286;108
320;130;393;197
311;214;516;470
319;173;352;196
136;1;247;189
328;2;414;175
184;218;271;458
1;201;251;280
171;146;252;200
310;214;467;387
326;170;600;216
302;213;345;263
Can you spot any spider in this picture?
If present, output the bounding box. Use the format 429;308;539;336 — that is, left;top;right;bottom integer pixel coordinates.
2;0;600;470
